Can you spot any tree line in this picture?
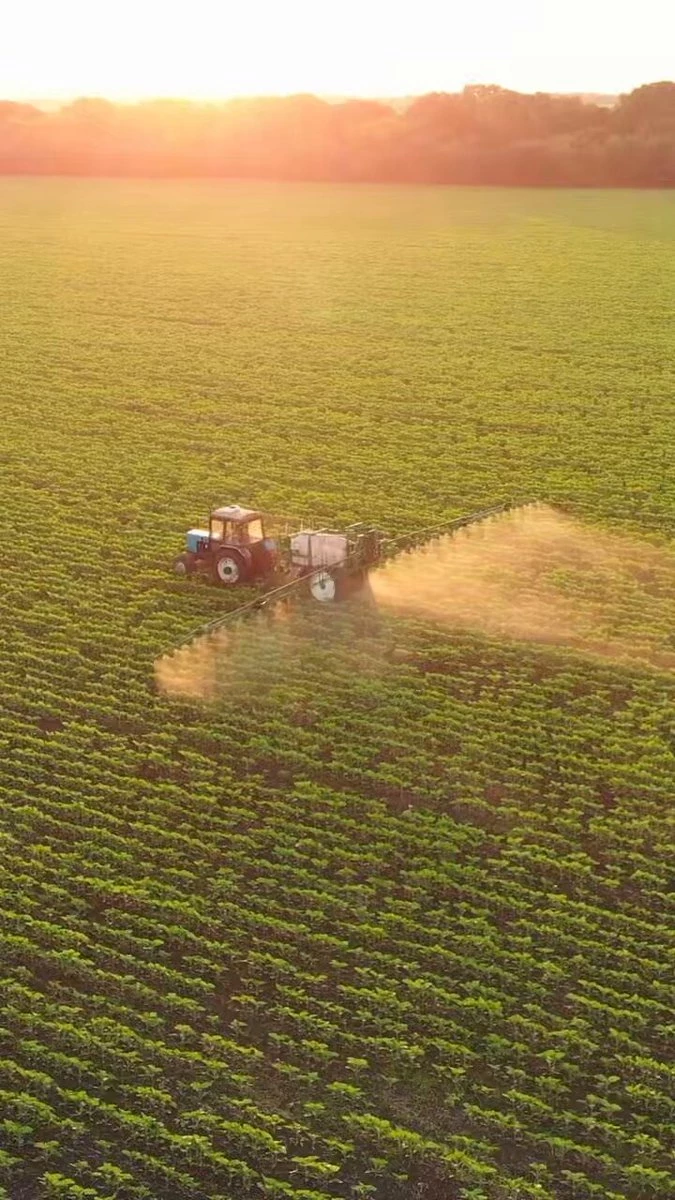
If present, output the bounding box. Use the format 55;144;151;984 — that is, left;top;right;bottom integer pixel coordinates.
2;81;675;185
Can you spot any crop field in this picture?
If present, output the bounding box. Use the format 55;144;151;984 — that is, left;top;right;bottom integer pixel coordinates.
1;179;674;1200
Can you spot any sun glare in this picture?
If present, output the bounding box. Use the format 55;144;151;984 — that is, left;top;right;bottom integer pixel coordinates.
5;0;420;101
3;0;675;101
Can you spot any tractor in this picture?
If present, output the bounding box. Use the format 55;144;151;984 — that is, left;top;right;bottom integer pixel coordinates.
173;502;385;598
173;505;279;587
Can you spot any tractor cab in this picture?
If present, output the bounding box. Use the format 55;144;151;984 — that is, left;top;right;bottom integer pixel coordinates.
175;503;278;585
209;505;265;547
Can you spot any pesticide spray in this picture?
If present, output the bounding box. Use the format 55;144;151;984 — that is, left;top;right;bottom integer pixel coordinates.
154;588;386;703
155;505;675;701
370;505;675;667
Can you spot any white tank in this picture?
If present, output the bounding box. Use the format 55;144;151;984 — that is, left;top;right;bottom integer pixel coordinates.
290;531;348;569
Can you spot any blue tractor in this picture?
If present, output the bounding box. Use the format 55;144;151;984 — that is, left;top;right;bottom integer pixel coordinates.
173;504;279;587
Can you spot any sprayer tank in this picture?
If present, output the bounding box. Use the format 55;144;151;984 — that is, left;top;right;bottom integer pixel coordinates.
290;531;348;569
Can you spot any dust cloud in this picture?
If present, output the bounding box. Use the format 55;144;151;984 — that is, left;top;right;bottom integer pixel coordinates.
370;504;675;669
155;505;675;702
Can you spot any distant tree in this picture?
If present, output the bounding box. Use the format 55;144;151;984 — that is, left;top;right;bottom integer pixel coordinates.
616;81;675;131
0;83;673;184
406;92;477;139
0;101;42;123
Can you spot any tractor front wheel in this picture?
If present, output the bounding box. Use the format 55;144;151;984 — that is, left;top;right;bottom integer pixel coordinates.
173;553;196;576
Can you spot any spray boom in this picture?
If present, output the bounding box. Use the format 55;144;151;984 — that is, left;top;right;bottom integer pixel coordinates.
155;498;675;699
158;498;539;661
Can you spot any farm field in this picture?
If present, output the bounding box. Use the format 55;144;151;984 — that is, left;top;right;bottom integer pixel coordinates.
1;179;674;1200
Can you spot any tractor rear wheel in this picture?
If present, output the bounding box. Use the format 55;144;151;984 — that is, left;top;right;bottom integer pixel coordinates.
214;551;246;586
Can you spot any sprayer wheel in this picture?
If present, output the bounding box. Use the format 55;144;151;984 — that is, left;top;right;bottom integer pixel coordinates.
310;571;337;602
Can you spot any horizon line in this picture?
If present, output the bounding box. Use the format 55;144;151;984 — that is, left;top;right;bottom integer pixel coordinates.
2;83;638;107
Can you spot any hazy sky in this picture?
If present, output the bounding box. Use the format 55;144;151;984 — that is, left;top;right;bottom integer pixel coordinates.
4;0;675;100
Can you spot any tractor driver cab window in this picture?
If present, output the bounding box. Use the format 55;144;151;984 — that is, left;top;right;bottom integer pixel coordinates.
210;518;226;541
247;519;263;541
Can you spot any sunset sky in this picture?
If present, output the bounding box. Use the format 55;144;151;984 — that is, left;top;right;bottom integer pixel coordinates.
4;0;674;100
